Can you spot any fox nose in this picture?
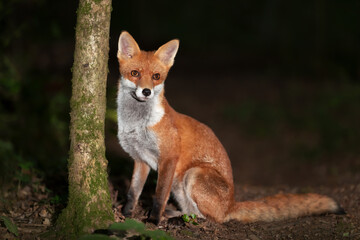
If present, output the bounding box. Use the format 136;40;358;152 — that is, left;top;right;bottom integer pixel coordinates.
142;88;151;97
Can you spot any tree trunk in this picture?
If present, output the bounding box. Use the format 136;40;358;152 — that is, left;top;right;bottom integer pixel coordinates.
56;0;113;239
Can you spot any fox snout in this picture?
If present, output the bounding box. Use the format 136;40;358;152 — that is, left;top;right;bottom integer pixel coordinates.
121;77;162;102
132;80;164;102
134;86;154;101
142;88;151;97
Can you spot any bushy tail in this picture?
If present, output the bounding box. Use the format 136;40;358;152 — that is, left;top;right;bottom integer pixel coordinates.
225;193;344;223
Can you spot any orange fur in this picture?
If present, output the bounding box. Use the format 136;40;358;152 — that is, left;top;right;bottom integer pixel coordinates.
117;31;344;224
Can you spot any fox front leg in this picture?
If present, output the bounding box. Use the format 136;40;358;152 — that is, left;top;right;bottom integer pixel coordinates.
148;159;177;225
123;161;150;217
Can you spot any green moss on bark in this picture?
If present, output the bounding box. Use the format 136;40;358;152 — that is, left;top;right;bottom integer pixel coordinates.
55;0;113;239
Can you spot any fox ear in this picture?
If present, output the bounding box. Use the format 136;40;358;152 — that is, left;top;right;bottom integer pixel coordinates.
155;39;179;67
118;31;141;60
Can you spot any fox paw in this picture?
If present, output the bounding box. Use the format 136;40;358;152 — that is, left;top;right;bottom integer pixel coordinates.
147;213;161;225
122;204;134;218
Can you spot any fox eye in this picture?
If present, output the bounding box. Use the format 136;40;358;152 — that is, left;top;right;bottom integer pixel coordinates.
131;70;140;77
152;73;160;80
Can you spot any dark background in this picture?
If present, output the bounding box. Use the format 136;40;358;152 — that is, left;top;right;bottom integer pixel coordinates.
1;0;359;196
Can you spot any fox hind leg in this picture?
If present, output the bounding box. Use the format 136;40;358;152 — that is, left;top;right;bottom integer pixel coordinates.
172;170;203;218
173;167;233;222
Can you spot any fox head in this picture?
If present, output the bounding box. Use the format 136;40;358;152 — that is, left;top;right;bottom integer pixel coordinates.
117;31;179;102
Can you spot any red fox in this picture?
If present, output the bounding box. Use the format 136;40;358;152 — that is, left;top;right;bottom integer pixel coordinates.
116;31;344;224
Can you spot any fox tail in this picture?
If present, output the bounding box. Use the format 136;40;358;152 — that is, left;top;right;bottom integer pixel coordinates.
225;193;344;223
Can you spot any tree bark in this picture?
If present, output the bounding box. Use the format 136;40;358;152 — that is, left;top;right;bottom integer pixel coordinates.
56;0;113;239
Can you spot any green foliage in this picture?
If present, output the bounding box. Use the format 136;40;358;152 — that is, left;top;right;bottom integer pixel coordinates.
79;234;116;240
182;214;190;223
182;214;198;225
0;215;19;237
109;219;173;240
343;232;350;237
79;219;173;240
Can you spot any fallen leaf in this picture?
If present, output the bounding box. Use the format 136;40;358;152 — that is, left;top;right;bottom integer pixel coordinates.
43;218;51;225
39;209;48;218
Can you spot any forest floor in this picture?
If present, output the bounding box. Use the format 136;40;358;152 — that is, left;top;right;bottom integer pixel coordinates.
1;171;359;240
1;75;360;239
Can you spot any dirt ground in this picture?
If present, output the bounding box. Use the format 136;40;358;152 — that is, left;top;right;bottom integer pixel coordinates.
1;177;359;240
1;73;360;239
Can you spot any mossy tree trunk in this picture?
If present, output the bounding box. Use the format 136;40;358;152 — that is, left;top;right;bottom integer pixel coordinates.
56;0;113;239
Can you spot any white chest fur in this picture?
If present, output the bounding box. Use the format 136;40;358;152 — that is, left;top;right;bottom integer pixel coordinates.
117;78;164;170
